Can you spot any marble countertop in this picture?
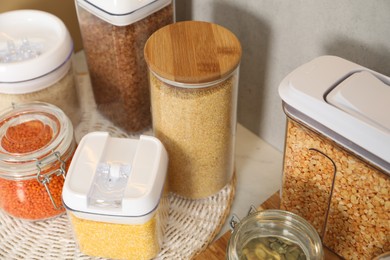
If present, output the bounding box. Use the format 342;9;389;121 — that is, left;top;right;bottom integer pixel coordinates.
217;124;283;238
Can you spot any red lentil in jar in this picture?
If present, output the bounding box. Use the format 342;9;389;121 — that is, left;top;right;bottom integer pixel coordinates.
0;102;75;221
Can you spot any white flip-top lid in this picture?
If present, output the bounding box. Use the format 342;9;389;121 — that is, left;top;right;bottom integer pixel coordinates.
62;132;168;222
279;56;390;173
76;0;171;26
0;10;73;92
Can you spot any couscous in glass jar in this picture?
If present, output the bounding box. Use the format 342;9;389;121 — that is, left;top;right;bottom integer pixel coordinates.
144;21;242;199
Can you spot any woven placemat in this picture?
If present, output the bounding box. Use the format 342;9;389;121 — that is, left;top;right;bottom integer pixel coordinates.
0;55;236;260
0;179;235;260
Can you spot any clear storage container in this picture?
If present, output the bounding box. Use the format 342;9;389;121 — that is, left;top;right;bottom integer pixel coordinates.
227;209;324;260
0;10;80;126
0;102;75;221
279;56;390;259
62;132;169;260
144;21;242;199
75;0;175;133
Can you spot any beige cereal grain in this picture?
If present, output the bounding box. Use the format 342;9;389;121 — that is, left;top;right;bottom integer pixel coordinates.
150;73;237;199
0;67;80;125
281;118;390;259
77;4;174;133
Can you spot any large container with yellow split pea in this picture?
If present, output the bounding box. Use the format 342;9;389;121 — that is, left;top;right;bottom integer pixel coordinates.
62;132;169;260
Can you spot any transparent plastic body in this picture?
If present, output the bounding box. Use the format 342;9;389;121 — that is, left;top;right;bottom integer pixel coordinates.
88;162;131;208
227;209;324;260
281;116;390;259
0;38;40;62
149;69;239;199
0;59;80;126
76;1;174;133
0;102;75;221
67;189;169;260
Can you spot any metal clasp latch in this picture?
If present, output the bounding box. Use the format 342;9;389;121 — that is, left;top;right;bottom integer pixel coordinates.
36;151;66;210
229;205;258;232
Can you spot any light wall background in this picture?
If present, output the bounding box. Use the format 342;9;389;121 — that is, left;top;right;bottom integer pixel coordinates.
1;1;83;51
2;1;390;152
177;1;390;152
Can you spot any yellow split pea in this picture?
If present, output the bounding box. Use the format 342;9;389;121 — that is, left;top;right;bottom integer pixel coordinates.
281;119;390;259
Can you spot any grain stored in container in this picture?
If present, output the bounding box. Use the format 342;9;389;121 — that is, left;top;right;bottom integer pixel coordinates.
0;102;76;221
0;10;80;126
144;21;242;199
75;0;174;133
279;56;390;259
62;132;169;259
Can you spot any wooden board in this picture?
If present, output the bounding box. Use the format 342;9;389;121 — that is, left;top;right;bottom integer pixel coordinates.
194;192;342;260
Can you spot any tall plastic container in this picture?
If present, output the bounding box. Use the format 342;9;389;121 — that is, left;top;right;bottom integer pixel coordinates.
0;10;80;126
75;0;175;133
278;56;390;259
144;21;242;199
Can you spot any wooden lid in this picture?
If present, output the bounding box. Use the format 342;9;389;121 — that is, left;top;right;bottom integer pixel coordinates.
144;21;242;84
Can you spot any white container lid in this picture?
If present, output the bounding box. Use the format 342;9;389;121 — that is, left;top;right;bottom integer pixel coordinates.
0;10;73;93
76;0;171;26
62;132;168;223
327;71;390;131
279;56;390;173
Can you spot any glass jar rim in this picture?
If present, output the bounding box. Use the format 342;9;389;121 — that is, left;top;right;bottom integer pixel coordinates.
227;209;324;260
0;102;74;179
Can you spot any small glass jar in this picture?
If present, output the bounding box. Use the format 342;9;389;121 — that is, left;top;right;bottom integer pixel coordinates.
0;102;76;221
144;21;242;199
0;10;80;126
227;209;324;260
75;0;175;133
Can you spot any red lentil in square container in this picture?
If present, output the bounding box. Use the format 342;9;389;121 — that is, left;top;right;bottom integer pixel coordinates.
0;102;76;221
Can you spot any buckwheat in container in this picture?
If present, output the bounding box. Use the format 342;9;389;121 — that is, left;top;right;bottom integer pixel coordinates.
0;10;80;126
0;102;76;221
75;0;175;133
144;21;242;199
278;56;390;259
62;132;169;260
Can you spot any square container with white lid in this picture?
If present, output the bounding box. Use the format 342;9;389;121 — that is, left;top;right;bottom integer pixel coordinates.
62;132;169;260
278;56;389;259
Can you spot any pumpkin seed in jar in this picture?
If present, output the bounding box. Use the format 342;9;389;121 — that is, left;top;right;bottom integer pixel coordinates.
240;236;307;260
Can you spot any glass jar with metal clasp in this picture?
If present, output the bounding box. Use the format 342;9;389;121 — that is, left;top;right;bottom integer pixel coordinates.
0;102;76;221
227;207;324;260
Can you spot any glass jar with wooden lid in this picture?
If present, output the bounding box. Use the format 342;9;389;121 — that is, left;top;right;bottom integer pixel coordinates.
144;21;242;199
